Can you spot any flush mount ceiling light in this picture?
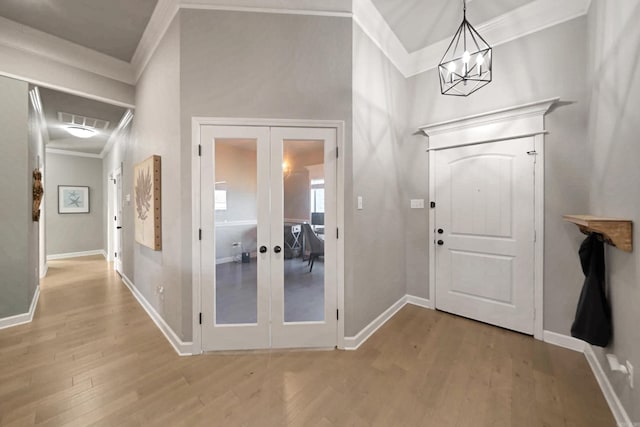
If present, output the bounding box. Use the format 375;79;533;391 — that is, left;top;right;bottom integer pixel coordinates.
438;0;492;96
58;112;109;139
65;126;98;139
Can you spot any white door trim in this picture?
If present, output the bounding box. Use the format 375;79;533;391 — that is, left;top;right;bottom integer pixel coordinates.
421;98;557;340
191;117;346;354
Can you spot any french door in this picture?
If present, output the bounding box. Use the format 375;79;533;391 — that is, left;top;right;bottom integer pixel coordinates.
200;125;337;351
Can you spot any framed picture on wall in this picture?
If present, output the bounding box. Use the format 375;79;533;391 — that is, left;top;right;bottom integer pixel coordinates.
58;185;90;214
134;155;162;250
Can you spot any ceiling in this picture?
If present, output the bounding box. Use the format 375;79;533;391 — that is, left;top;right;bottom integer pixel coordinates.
0;0;158;61
371;0;536;53
39;87;128;155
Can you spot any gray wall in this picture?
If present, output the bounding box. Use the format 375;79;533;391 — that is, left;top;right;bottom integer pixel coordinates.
586;0;640;421
107;15;184;339
180;9;352;338
348;25;410;335
406;17;590;336
0;75;38;318
45;153;104;255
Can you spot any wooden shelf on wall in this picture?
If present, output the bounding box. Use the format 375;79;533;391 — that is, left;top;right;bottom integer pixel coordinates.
563;215;633;252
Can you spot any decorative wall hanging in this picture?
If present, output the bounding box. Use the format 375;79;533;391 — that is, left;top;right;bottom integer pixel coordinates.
438;0;493;96
58;185;89;214
32;169;44;221
134;155;162;250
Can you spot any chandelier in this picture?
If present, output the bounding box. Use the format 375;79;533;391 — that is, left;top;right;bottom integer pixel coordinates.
438;0;492;96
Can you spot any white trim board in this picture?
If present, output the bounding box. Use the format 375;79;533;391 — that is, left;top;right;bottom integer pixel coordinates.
542;332;633;427
47;250;107;261
120;274;193;356
0;286;40;330
344;294;433;350
584;345;634;427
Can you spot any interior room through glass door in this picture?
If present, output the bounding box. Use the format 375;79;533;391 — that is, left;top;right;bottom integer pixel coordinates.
200;125;270;351
270;127;337;349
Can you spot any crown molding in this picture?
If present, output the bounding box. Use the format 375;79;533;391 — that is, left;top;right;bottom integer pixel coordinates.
0;16;135;85
131;0;180;82
352;0;409;73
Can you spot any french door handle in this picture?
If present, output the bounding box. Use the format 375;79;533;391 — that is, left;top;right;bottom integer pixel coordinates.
259;246;268;253
274;246;282;253
116;226;122;230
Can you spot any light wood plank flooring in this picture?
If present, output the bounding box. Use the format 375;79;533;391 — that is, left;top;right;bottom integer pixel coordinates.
0;256;615;426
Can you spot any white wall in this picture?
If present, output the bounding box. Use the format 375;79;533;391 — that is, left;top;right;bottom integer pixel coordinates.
45;153;104;256
586;0;640;421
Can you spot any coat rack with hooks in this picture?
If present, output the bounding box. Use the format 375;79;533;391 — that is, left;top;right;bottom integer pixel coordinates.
563;215;633;252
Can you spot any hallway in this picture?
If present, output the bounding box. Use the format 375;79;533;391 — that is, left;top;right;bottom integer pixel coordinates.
0;256;615;426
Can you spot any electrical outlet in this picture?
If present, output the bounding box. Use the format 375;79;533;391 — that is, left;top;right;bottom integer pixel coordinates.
627;361;634;388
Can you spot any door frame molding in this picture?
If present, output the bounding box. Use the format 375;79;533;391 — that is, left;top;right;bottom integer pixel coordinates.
191;117;346;354
420;98;558;340
107;165;122;267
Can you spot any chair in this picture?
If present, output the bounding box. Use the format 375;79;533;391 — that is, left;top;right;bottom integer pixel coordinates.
301;223;324;272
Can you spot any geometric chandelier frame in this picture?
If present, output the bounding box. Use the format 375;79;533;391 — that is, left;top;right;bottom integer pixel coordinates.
438;0;493;96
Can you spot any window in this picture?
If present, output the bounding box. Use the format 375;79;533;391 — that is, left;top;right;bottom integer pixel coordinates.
310;179;324;213
215;190;227;211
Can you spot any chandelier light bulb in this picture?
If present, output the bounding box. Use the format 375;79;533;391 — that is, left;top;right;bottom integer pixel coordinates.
448;62;456;73
462;51;471;64
476;54;485;65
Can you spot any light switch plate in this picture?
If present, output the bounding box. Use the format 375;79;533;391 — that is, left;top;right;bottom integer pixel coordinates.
410;199;425;209
357;196;363;210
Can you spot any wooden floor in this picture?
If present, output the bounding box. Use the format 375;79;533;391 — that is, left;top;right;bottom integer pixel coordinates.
0;256;615;426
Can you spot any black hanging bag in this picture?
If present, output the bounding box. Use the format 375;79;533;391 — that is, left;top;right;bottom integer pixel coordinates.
570;233;612;347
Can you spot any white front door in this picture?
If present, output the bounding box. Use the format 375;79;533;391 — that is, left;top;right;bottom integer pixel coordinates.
200;125;337;351
434;137;535;334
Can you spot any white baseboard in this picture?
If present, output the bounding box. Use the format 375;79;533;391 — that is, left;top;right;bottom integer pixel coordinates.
344;296;407;350
0;286;40;330
47;249;107;260
39;263;48;279
406;295;434;309
120;274;193;356
584;345;634;427
543;330;586;352
344;294;434;350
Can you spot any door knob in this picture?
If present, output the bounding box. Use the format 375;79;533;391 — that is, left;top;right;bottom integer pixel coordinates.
259;246;268;253
274;246;282;253
437;228;444;234
437;240;444;246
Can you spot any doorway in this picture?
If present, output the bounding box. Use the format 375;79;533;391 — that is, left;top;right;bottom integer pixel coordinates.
109;166;123;275
423;99;554;339
197;124;340;351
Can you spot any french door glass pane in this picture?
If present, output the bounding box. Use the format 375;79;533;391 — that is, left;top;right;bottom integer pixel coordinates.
282;139;325;322
214;138;258;325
